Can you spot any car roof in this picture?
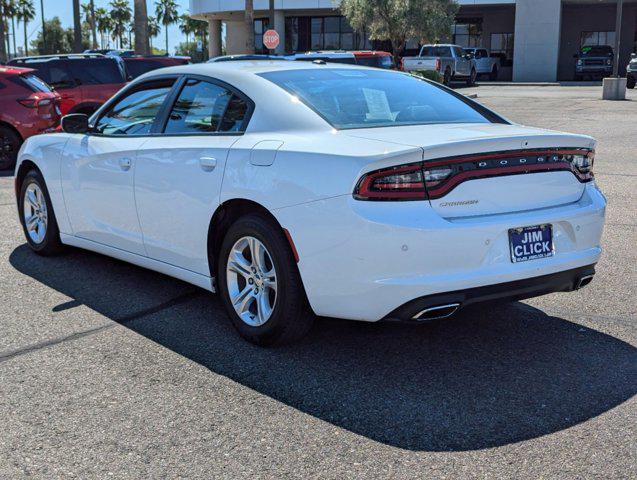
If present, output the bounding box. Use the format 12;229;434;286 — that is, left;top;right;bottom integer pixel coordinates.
289;51;355;58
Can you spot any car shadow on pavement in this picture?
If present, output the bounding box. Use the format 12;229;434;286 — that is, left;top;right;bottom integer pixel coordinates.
9;244;637;452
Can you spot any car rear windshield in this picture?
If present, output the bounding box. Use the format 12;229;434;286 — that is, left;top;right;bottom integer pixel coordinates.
355;56;394;69
420;46;451;57
124;59;164;79
259;68;491;130
69;58;125;84
18;73;53;92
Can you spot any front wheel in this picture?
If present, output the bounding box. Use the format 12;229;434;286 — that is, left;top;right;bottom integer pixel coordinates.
627;76;636;89
218;214;313;346
18;169;64;255
443;68;451;86
489;65;499;81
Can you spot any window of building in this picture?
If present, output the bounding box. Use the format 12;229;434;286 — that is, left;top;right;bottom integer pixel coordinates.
490;32;514;67
581;31;616;48
288;16;368;52
254;18;270;54
453;19;482;48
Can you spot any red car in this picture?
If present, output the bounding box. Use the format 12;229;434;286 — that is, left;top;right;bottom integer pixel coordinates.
8;54;126;115
352;51;395;69
123;55;191;79
0;66;60;170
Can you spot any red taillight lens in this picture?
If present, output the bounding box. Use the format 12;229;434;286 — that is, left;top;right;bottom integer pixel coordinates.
354;164;427;201
18;96;53;108
354;149;594;201
435;58;441;72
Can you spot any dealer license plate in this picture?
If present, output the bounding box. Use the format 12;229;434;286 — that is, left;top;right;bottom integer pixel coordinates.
508;224;554;263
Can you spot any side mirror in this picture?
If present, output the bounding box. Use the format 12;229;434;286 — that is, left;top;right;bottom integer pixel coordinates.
61;114;89;134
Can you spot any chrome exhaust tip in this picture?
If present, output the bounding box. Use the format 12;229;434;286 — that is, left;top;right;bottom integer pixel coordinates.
413;303;461;321
576;274;594;289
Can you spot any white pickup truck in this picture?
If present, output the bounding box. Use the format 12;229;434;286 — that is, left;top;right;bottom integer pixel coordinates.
402;44;477;86
463;48;500;80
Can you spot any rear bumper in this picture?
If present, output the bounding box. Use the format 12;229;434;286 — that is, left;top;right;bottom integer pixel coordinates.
274;182;606;322
386;264;595;321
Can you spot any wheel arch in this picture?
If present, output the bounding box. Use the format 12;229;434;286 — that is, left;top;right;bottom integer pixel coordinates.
0;120;24;143
207;198;291;278
14;159;41;196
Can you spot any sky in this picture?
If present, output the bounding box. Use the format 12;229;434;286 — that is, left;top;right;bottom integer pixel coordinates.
11;0;191;54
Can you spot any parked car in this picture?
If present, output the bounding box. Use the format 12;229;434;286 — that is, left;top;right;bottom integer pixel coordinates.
123;55;191;79
286;51;357;64
574;45;614;80
463;48;500;80
626;52;636;89
208;54;283;63
352;51;395;69
402;44;477;86
7;54;126;115
14;61;605;346
0;66;60;170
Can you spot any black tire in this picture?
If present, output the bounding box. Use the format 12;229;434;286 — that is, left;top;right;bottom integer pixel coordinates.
0;126;22;171
466;68;477;87
443;68;451;86
217;214;313;346
574;74;582;81
627;76;636;89
489;65;498;81
18;169;65;256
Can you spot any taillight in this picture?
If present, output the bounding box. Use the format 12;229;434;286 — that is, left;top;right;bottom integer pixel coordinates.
354;149;594;201
354;164;427;201
18;96;53;108
435;58;441;72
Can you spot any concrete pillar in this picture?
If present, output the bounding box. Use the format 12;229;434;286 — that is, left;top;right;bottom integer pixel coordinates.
208;18;222;58
225;20;251;55
273;10;285;55
513;0;562;82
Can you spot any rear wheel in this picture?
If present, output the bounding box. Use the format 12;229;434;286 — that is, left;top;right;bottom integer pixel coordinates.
18;169;64;255
627;76;636;89
443;68;451;86
218;214;313;346
466;68;477;86
0;126;22;171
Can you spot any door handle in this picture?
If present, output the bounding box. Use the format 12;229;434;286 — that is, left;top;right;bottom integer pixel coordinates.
119;157;132;171
199;156;217;172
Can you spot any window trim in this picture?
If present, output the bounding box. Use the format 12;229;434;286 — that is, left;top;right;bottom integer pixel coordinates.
154;74;255;137
88;74;183;138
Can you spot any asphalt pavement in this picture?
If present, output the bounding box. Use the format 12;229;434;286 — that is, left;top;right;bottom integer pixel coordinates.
0;85;635;479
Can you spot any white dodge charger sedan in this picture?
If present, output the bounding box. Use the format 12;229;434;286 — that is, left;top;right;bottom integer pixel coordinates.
14;61;606;345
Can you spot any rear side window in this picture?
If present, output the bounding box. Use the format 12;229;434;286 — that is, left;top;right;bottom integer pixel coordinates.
19;73;54;93
125;59;163;79
164;78;249;134
94;79;174;135
48;63;75;89
69;59;125;85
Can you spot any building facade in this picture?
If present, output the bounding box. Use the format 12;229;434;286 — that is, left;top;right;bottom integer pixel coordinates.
190;0;637;81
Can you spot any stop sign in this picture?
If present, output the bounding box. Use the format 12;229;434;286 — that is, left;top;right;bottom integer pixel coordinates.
263;29;280;50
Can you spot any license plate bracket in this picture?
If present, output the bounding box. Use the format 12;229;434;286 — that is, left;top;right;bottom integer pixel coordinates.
508;224;554;263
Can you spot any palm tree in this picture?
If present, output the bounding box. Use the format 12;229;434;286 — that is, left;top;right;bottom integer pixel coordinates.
178;13;194;48
147;15;159;51
72;0;82;52
0;1;7;62
110;0;131;49
3;0;17;57
16;0;35;56
244;0;254;54
133;0;149;55
94;7;111;49
155;0;178;55
81;1;98;49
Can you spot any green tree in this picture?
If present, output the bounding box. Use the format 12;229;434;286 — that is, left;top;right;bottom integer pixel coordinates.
147;15;159;51
155;0;178;55
3;0;17;56
16;0;35;56
0;0;7;62
110;0;132;49
81;1;98;49
94;7;111;49
340;0;459;64
178;13;194;48
30;17;68;54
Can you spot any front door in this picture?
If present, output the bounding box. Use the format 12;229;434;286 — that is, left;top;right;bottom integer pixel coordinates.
60;78;177;255
135;77;251;275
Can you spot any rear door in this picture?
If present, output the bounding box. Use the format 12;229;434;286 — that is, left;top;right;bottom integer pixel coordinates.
135;76;252;275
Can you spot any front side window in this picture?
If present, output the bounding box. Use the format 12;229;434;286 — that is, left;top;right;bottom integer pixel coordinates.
94;80;174;135
260;68;491;130
164;78;249;134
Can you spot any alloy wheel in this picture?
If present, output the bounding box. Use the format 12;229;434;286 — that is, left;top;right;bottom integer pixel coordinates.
226;235;278;327
23;183;48;244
